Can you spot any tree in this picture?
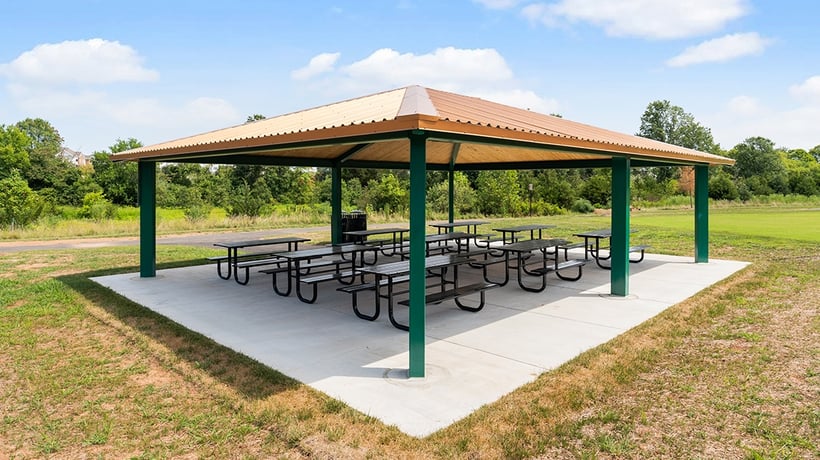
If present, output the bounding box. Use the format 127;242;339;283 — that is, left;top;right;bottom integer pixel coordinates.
580;170;612;206
810;145;820;162
708;171;739;200
637;100;716;152
91;138;141;206
636;100;717;185
0;170;45;228
475;170;521;215
227;178;271;217
729;137;788;195
0;124;30;179
428;171;477;215
363;173;408;213
15;118;74;191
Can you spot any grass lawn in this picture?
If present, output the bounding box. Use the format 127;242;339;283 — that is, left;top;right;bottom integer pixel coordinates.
0;207;818;458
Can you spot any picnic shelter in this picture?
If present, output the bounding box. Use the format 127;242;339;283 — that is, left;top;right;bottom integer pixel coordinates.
113;85;734;377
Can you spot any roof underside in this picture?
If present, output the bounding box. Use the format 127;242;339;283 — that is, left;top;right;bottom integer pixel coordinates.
114;86;734;168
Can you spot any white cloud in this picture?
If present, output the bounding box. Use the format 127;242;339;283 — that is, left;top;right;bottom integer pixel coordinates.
6;80;239;152
0;38;159;84
666;32;771;67
473;0;521;9
727;95;762;116
291;52;341;80
707;80;820;150
292;46;559;116
522;0;747;39
1;38;241;152
789;75;820;105
341;47;513;88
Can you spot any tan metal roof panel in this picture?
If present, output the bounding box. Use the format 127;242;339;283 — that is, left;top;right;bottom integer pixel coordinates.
114;85;733;166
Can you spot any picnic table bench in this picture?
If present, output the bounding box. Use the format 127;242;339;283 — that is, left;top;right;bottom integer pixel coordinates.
572;229;650;269
265;244;376;303
345;254;498;330
211;236;310;285
476;238;586;292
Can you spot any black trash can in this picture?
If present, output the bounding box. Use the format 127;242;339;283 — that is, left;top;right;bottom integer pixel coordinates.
341;210;367;243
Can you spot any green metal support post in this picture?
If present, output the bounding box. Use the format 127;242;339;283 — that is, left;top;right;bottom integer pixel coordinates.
694;165;709;263
610;157;631;296
331;165;342;245
138;161;156;278
408;131;428;378
448;169;455;225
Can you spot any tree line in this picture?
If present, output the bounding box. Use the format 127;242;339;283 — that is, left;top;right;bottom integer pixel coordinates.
2;103;819;229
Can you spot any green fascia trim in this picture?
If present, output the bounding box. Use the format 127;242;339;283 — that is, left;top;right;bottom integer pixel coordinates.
170;155;336;168
454;159;615;170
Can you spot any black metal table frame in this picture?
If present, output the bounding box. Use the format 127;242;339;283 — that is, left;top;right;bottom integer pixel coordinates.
356;254;477;330
482;238;570;292
343;227;409;259
492;224;556;245
272;244;373;303
213;236;310;284
572;229;640;270
421;231;484;258
429;220;489;235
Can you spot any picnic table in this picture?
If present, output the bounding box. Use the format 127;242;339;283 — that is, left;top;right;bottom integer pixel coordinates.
266;244;376;303
429;219;489;235
420;231;486;257
212;236;310;285
349;254;498;330
492;223;556;245
474;238;585;292
572;229;649;269
343;227;408;258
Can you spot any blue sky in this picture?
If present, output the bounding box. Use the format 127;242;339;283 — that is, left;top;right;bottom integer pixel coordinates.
1;0;818;154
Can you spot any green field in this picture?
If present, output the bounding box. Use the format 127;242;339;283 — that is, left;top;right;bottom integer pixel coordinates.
632;207;820;242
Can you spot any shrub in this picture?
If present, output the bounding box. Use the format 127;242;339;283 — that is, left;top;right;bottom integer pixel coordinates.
184;204;211;223
79;192;116;221
570;198;595;213
227;179;271;218
709;174;739;201
0;171;45;229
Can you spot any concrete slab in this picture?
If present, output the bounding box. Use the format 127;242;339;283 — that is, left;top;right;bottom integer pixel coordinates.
91;253;748;437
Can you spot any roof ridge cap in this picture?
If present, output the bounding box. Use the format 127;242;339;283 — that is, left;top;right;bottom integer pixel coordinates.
397;86;439;118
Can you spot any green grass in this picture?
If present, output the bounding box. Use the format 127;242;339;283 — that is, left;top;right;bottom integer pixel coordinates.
631;207;820;242
1;206;818;458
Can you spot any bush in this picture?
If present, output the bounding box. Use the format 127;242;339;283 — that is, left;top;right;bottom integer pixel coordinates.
709;174;739;201
227;180;271;218
570;198;595;213
79;192;116;221
0;171;45;229
184;204;211;222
